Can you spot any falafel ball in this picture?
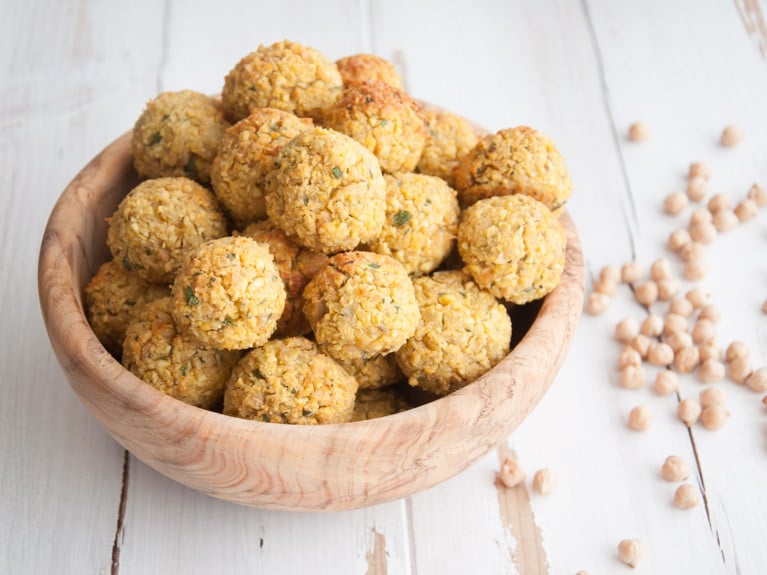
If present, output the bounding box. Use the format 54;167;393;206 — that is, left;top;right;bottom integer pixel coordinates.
241;220;328;337
453;126;572;211
170;236;286;350
122;297;240;409
351;388;411;422
85;260;170;356
367;173;459;275
210;108;313;226
223;337;358;425
132;90;229;184
416;109;479;186
336;352;403;390
221;40;343;122
335;53;404;89
106;177;228;284
303;251;420;361
264;127;386;254
395;271;511;396
319;80;428;174
457;195;566;304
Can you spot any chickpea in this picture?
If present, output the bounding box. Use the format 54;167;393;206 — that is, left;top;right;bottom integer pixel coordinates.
628;121;649;142
621;261;643;284
532;468;558;495
706;193;731;214
685;288;711;309
594;277;618;296
698;304;721;323
687;176;708;202
497;457;526;488
620;365;647;389
720;124;743;147
745;368;767;393
617;539;644;569
668;228;692;252
628;405;652;431
763;298;767;314
698;341;722;362
689;162;711;181
692;318;716;344
647;341;674;366
663;191;688;215
674;483;701;509
629;335;652;359
683;260;708;281
669;297;694;317
634;281;658;307
697;358;725;383
689;206;712;225
700;386;727;408
615;317;640;343
680;241;705;263
725;340;750;362
712;209;738;233
728;356;752;384
747;182;767;206
734;198;758;222
678;398;702;426
654;370;680;395
689;221;717;245
665;331;693;352
661;455;690;481
640;314;664;337
618;346;643;369
701;405;729;430
674;346;700;373
657;278;681;301
650;257;672;281
663;313;688;336
585;292;610;315
599;264;620;284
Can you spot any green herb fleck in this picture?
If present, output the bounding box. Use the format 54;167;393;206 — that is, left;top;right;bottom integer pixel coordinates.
161;114;170;121
144;247;153;256
251;368;264;379
379;119;389;127
368;262;381;269
185;286;200;305
226;252;236;260
331;166;343;179
290;387;297;395
149;131;162;146
223;318;234;326
261;414;270;422
122;254;137;271
181;362;189;376
302;409;314;417
184;156;198;179
393;210;412;226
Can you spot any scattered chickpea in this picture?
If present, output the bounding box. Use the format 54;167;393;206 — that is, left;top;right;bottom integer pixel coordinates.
532;468;558;495
599;264;620;284
680;241;705;263
747;182;767;206
657;278;681;301
720;124;743;147
661;455;690;481
698;341;722;362
628;121;649;142
629;334;652;359
678;398;702;426
647;341;674;366
691;318;716;344
725;340;750;362
734;198;758;222
663;191;688;215
585;292;610;315
618;346;643;369
668;228;692;252
685;288;711;309
576;571;590;575
674;346;701;373
746;368;767;393
628;405;652;431
663;313;689;336
617;539;644;569
689;162;711;181
763;298;767;314
669;297;694;317
640;314;664;337
497;457;526;488
615;317;640;343
706;193;731;214
763;395;767;405
683;259;708;281
621;262;643;284
634;281;658;307
674;483;701;509
620;365;647;389
697;358;725;383
689;220;717;245
728;356;752;384
650;257;672;281
665;331;693;352
655;370;680;395
701;405;730;430
594;277;618;296
687;176;708;202
700;386;727;408
698;304;721;323
689;206;713;225
712;209;738;233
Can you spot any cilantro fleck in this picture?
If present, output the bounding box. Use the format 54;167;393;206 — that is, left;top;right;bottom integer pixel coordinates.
368;262;381;269
161;114;170;121
251;368;264;379
379;119;389;127
302;409;314;417
149;131;162;146
392;210;412;226
180;362;189;376
290;387;297;395
185;286;200;305
331;166;343;179
223;318;234;326
122;254;137;271
261;414;270;422
226;252;236;260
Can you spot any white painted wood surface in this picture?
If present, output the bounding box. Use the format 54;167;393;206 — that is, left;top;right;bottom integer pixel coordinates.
3;0;766;572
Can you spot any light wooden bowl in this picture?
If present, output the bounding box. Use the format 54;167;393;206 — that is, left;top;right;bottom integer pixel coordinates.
38;130;584;512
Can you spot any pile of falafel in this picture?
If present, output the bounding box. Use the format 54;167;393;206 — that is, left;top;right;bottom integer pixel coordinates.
85;40;572;425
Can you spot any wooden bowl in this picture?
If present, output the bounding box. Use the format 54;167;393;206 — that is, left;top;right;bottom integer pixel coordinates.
38;131;584;511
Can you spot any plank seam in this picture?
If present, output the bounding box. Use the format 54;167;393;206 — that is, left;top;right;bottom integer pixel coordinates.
110;450;130;575
405;497;419;575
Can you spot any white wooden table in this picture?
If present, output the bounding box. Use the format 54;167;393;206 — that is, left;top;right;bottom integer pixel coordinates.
3;0;766;573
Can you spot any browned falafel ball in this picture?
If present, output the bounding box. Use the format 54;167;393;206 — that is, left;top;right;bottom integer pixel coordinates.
417;109;479;186
303;251;420;361
210;108;313;226
221;40;343;122
336;352;403;390
106;177;228;284
320;80;428;174
367;173;459;275
395;271;511;396
170;236;286;350
453;126;572;211
85;260;170;356
241;220;328;337
351;388;411;422
458;195;566;304
223;337;358;425
335;54;404;89
132;90;229;184
264;127;386;253
122;297;240;409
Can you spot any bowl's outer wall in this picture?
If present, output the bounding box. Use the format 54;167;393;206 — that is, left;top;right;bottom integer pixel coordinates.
38;131;584;511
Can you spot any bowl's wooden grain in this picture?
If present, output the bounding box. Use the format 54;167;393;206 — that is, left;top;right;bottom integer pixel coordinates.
38;130;584;511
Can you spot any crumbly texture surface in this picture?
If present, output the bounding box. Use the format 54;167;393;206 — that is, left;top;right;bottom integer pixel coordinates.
170;236;286;350
336;54;404;89
417;109;479;186
211;108;313;226
264;127;386;253
221;40;342;122
453;126;572;211
85;260;169;356
106;177;228;284
122;298;240;409
366;173;459;275
319;80;428;174
351;387;411;421
458;195;566;304
395;271;511;395
336;352;403;390
241;220;327;337
223;337;358;424
303;251;420;361
132;90;229;184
